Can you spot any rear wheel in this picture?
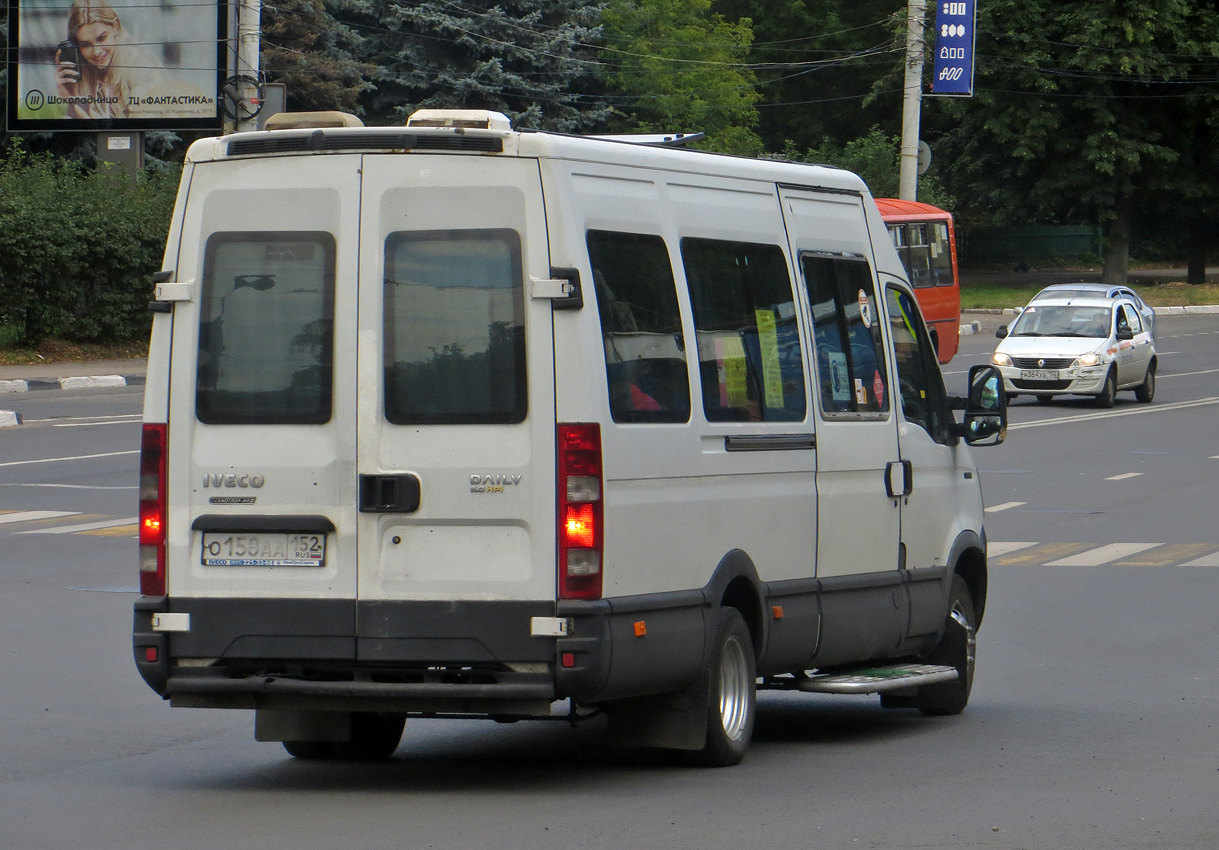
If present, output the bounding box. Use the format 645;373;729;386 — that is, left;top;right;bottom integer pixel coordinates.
1095;369;1117;408
689;608;756;767
915;574;976;717
1135;363;1156;403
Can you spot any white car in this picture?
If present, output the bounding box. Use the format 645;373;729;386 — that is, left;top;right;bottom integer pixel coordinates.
1028;282;1156;337
992;296;1157;407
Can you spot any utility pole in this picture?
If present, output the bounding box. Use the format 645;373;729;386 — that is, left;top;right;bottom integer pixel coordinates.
235;0;262;132
899;0;926;201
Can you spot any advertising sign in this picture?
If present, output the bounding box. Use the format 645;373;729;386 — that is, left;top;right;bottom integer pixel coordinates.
7;0;226;131
931;0;976;97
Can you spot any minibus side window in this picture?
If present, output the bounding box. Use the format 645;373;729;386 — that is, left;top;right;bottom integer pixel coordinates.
197;232;335;425
801;254;890;417
886;287;951;443
383;229;526;425
587;231;691;424
680;238;807;423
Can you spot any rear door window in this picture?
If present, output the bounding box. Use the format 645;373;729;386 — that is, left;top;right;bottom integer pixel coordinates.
196;232;335;424
383;229;526;425
680;238;807;422
587;230;690;423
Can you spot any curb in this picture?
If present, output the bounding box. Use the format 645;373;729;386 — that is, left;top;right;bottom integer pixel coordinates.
959;320;983;336
0;373;145;395
0;373;144;428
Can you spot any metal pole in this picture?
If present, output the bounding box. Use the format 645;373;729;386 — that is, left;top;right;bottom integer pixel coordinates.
236;0;262;132
899;0;926;201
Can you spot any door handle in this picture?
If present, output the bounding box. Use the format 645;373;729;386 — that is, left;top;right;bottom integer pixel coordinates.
359;474;421;513
885;460;913;499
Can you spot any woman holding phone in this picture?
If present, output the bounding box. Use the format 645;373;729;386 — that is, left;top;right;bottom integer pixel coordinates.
54;0;169;119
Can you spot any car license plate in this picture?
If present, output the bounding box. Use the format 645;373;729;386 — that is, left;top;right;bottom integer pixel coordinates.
1020;369;1058;381
201;532;326;567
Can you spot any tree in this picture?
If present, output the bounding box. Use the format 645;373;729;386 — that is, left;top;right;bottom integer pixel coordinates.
334;0;611;131
795;126;954;210
261;0;371;114
710;0;907;154
600;0;762;155
930;0;1219;282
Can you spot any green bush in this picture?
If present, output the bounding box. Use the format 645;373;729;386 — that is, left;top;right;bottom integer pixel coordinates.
0;146;179;346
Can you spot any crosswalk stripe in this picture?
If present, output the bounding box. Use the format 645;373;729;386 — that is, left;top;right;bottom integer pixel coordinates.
77;524;138;538
1047;543;1160;566
988;541;1037;557
1116;544;1219;567
16;517;138;535
985;501;1026;513
993;542;1094;566
1183;551;1219;567
0;510;80;525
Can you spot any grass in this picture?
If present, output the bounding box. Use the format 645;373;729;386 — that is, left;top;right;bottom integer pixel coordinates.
0;336;148;367
961;280;1219;311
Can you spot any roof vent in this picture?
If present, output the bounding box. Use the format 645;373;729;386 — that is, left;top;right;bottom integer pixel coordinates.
263;111;364;131
406;109;512;132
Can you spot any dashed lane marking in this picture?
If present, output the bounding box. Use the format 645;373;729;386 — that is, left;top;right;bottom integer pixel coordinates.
1105;472;1143;481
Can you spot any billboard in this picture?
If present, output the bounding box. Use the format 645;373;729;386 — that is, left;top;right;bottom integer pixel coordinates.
931;0;976;97
7;0;226;131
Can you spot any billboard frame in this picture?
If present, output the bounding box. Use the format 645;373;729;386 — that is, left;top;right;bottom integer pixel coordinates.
6;0;228;133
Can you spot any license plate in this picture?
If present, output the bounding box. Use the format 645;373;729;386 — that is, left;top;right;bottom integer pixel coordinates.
201;532;326;567
1020;369;1058;381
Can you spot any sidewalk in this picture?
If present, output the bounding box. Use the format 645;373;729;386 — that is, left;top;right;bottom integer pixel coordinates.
0;359;146;427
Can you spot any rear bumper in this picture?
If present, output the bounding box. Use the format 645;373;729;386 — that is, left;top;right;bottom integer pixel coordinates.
133;593;706;713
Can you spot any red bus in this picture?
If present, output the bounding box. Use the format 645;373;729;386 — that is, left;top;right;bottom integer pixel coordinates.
874;198;960;363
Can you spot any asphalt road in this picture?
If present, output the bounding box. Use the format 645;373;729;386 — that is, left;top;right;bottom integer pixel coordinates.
2;315;1218;849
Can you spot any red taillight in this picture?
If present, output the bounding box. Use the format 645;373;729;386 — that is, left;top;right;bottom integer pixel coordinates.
558;423;603;600
139;423;167;596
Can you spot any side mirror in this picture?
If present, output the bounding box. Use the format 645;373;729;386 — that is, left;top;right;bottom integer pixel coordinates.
960;365;1007;446
995;325;1009;339
1116;327;1134;341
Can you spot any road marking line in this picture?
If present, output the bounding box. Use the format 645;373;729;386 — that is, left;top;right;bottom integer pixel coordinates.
1047;543;1160;566
77;524;138;538
988;541;1037;557
17;517;138;535
1008;396;1219;431
0;510;80;525
0;450;139;468
985;501;1026;513
1183;550;1219;567
1105;472;1143;481
0;483;136;490
994;542;1094;566
1160;368;1219;379
1116;544;1219;566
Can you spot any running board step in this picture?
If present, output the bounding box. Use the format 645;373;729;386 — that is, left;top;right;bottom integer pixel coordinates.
796;663;958;694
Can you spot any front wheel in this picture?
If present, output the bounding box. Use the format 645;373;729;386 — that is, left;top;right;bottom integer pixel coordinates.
915;574;977;716
689;608;756;767
1135;363;1156;403
1095;369;1117;408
